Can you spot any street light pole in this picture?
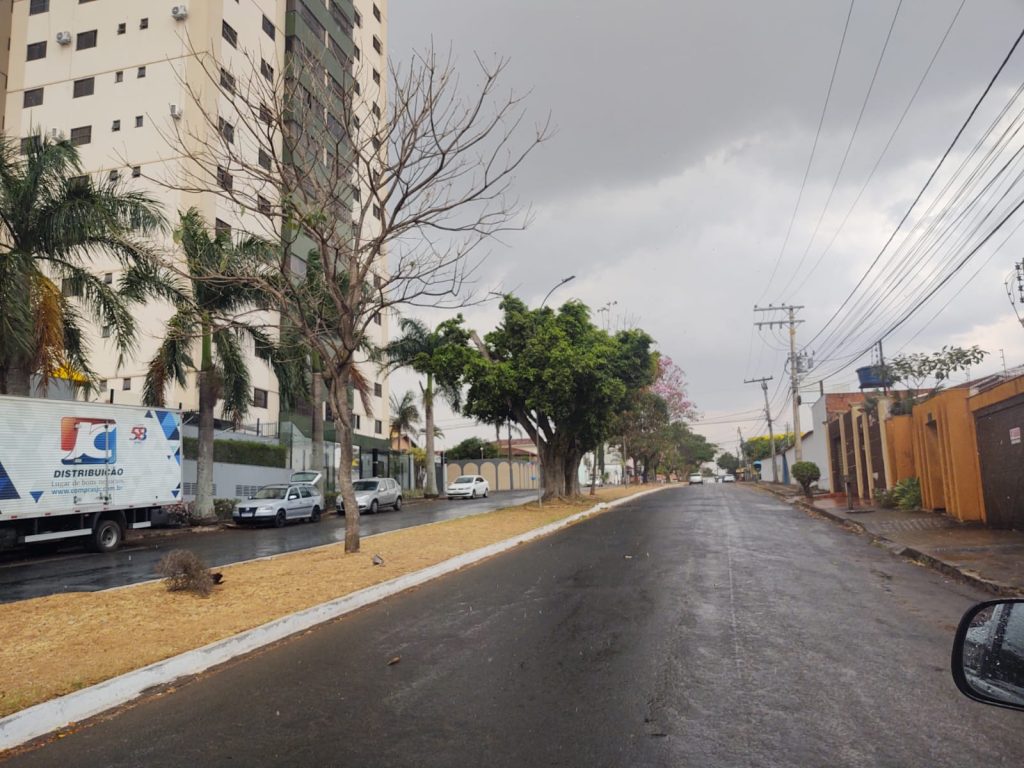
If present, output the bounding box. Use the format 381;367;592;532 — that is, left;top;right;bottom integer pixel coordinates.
541;275;576;308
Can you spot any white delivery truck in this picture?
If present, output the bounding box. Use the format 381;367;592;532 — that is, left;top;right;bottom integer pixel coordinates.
0;395;183;553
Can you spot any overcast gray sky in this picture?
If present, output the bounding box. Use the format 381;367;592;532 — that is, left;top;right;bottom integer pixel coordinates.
388;0;1024;452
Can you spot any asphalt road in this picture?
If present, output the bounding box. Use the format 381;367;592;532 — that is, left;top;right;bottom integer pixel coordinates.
0;491;537;603
6;485;1024;767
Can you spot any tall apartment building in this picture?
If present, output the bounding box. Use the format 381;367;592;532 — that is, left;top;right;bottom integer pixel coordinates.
1;0;391;471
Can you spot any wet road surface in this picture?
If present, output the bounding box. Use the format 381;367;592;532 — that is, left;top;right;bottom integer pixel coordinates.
5;484;1023;767
0;491;537;603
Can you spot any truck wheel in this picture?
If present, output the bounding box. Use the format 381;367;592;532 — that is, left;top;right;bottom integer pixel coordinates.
369;499;378;515
393;496;402;511
310;506;322;523
274;510;287;528
90;519;123;553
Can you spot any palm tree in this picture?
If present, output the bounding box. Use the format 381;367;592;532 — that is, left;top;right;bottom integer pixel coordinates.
0;136;165;394
389;390;421;449
142;209;277;522
380;317;471;497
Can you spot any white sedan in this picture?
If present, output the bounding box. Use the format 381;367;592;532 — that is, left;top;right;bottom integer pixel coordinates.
446;475;490;499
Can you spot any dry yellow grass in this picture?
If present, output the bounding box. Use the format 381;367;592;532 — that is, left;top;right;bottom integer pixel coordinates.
0;485;656;718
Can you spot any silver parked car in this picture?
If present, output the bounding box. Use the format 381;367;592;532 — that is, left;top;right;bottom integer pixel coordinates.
233;472;324;527
337;477;403;515
446;475;490;499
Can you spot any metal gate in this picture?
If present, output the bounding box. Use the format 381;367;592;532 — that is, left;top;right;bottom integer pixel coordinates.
828;418;843;492
974;393;1024;529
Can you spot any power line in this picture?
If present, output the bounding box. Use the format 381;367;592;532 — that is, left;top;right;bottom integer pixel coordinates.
804;24;1024;353
758;0;855;302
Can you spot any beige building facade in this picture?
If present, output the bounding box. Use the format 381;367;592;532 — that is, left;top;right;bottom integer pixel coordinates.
2;0;390;449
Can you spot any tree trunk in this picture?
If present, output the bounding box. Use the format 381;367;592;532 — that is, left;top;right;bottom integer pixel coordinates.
195;324;216;523
423;373;438;498
538;440;565;500
330;367;360;553
310;362;324;494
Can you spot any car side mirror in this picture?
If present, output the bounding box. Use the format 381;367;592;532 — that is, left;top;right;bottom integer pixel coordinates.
952;599;1024;711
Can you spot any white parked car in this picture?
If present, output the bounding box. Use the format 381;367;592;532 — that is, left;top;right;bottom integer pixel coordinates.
723;474;736;483
688;473;703;485
446;475;490;499
337;477;403;515
233;472;323;527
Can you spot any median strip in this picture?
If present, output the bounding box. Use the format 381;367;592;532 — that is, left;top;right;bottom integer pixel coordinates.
0;485;664;751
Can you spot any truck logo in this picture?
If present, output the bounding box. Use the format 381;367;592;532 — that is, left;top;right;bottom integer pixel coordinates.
130;426;148;442
60;417;117;465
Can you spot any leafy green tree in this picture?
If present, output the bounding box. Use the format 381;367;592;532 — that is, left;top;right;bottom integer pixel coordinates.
612;390;670;483
0;136;165;394
464;296;655;499
142;209;279;522
884;345;987;391
446;436;502;460
389;390;421;446
791;461;821;496
742;433;794;461
716;452;740;474
380;316;473;497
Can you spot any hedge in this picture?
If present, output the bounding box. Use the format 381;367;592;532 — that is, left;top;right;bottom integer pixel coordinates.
182;436;287;468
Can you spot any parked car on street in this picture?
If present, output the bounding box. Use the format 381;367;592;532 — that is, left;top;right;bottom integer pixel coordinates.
723;474;736;483
688;473;703;485
233;472;323;527
446;475;490;499
337;477;403;515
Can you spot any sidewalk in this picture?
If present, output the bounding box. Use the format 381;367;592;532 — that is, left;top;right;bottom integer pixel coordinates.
757;484;1024;596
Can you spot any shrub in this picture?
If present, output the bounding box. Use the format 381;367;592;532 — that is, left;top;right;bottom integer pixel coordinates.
791;461;821;496
875;488;897;508
156;549;214;597
890;477;922;510
213;498;236;521
181;437;287;468
324;491;337;511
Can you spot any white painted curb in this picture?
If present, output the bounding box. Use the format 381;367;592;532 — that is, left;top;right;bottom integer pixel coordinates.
0;486;667;752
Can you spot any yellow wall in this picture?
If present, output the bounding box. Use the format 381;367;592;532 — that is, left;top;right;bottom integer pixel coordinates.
910;389;985;522
883;414;916;483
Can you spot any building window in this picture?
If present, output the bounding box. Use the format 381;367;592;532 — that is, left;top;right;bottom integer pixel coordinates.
373;4;382;22
108;170;120;182
220;69;235;94
372;69;380;85
260;59;274;82
26;41;47;61
219;118;234;144
23;89;43;108
112;119;121;132
115;70;124;83
372;103;381;118
29;0;49;15
352;185;361;202
372;205;382;220
73;77;95;98
262;15;275;40
135;115;144;128
117;22;126;35
374;382;382;397
258;149;271;171
104;272;113;284
131;166;142;178
76;30;98;50
214;218;231;237
353;45;360;61
122;378;131;391
257;195;271;214
20;136;41;154
69;126;92;146
259;103;272;124
61;278;81;297
99;379;107;391
374;420;382;435
102;325;112;338
353;81;361;96
253;388;268;408
373;311;381;324
137;66;146;78
354;9;362;26
222;21;237;48
372;36;382;54
139;18;149;30
353;414;361;429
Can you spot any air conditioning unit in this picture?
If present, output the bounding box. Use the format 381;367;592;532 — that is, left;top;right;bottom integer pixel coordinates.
169;104;183;120
55;31;72;45
46;128;63;141
171;5;188;20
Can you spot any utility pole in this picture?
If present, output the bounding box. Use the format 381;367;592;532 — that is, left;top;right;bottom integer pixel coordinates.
745;376;778;483
754;304;805;462
1000;348;1008;375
